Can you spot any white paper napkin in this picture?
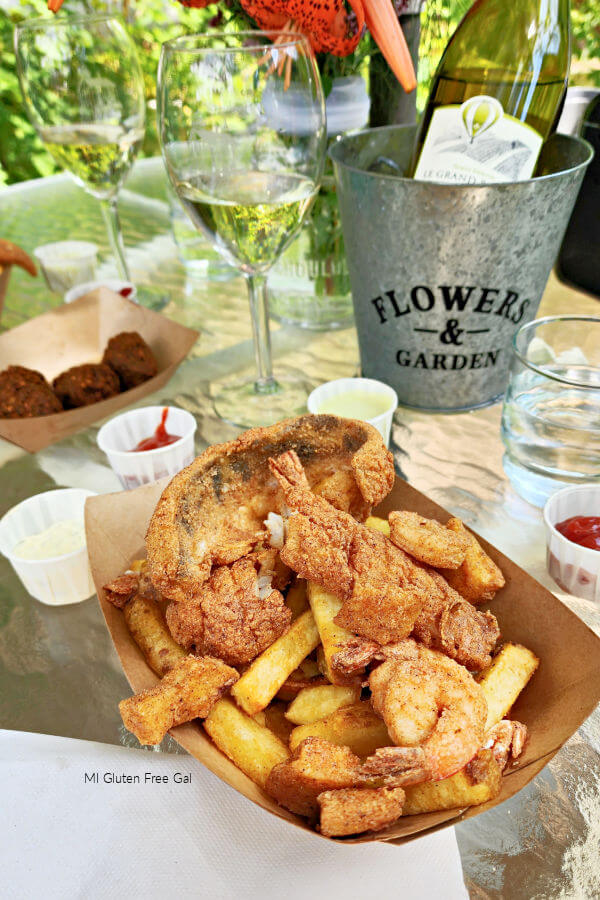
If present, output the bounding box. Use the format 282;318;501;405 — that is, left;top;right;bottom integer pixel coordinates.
0;730;467;900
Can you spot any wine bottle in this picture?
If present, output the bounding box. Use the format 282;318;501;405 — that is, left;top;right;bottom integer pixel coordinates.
412;0;571;184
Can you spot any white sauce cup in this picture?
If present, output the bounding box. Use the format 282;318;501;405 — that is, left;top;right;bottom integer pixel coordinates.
33;241;98;293
0;488;97;606
307;377;398;447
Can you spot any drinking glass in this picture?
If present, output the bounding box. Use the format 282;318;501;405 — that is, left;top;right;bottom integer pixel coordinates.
501;316;600;507
158;31;326;427
14;14;145;284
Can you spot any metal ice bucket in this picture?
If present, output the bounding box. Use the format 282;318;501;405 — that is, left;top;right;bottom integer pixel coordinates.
330;125;593;411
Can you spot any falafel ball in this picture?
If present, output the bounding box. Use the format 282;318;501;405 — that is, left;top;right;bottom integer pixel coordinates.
53;363;120;409
0;366;62;418
102;331;158;390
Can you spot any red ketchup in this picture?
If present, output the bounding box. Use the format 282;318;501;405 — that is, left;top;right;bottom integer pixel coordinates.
119;286;133;298
555;516;600;551
132;408;180;452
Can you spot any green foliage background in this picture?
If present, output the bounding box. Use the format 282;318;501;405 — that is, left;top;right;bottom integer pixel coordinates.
0;0;599;186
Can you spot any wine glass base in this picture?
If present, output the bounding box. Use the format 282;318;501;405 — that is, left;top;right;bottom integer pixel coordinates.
135;285;170;311
212;371;313;429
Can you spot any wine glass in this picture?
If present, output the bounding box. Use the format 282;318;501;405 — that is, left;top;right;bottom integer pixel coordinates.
158;31;327;427
14;14;145;285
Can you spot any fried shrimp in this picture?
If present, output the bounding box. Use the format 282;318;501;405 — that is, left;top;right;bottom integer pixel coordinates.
366;640;487;782
268;450;424;644
412;570;499;672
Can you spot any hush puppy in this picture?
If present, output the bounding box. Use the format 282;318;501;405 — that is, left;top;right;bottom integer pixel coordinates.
0;365;62;418
53;363;120;409
102;331;158;390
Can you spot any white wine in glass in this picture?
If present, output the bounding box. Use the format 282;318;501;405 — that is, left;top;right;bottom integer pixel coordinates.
15;14;145;283
158;32;327;427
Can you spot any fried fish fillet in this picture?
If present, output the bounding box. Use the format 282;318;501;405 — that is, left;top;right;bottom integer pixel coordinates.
388;510;470;569
165;557;291;667
119;655;238;745
318;786;406;837
269;450;423;645
146;415;394;602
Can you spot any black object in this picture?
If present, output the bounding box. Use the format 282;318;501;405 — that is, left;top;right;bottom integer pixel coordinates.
557;93;600;298
369;2;423;127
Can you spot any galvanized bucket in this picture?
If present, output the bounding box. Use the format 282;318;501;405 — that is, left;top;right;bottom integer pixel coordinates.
330;126;593;411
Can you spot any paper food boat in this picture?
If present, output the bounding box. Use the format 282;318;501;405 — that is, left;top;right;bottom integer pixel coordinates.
0;287;198;453
85;476;600;843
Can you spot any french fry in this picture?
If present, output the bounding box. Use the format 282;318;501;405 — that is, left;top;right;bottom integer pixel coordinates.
402;749;502;815
477;642;539;730
441;518;505;604
289;702;391;757
204;698;290;788
231;610;320;715
365;515;390;536
124;593;186;676
120;656;238;746
285;684;361;726
286;579;309;620
307;581;359;685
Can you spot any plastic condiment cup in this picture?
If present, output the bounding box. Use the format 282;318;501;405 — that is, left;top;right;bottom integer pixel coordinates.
33;241;98;293
307;377;398;447
64;279;137;304
543;485;600;603
0;488;97;606
97;405;197;490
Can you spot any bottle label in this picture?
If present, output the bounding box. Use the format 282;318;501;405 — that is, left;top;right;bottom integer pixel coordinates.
415;95;543;184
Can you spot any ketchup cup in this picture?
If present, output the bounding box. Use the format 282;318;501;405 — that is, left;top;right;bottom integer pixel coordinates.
97;406;197;490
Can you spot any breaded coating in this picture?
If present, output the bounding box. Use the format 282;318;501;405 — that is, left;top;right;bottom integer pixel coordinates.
145;415;393;602
440;518;506;604
335;528;424;646
269;451;423;645
119;655;238;745
350;441;395;507
318;786;406;837
330;636;382;679
266;737;362;817
103;572;139;609
166;557;291;667
485;720;527;771
388;510;470;569
413;570;500;672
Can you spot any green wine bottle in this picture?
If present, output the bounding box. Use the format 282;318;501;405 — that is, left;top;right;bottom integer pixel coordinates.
412;0;571;184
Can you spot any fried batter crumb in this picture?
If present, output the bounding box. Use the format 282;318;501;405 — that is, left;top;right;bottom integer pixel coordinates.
119;655;237;745
318;786;406;837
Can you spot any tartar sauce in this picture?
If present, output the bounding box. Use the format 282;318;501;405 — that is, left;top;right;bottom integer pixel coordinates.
13;519;86;560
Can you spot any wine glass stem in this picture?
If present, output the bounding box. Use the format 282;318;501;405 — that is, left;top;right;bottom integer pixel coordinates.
246;272;278;395
99;196;130;281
